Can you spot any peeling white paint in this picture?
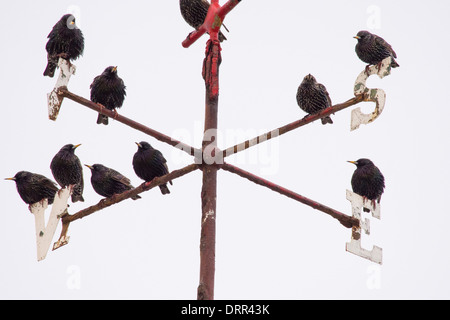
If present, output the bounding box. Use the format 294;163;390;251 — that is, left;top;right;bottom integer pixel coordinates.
202;209;215;225
30;186;71;261
47;58;76;121
345;190;382;265
351;56;393;131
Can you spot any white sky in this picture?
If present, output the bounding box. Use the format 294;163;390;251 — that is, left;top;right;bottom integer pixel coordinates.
1;0;449;299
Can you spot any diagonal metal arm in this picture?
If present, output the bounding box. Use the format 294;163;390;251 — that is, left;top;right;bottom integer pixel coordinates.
58;87;200;158
54;163;200;250
222;94;366;159
221;162;360;229
63;163;199;223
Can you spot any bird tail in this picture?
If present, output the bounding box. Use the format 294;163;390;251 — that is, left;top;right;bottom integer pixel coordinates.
321;116;333;125
391;58;400;68
71;194;84;203
43;60;57;77
219;31;227;42
97;113;109;125
159;183;170;195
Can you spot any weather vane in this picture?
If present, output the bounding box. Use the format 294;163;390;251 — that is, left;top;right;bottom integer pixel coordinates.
6;0;400;300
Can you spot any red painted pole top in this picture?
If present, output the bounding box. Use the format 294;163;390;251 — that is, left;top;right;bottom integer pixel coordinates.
182;0;241;48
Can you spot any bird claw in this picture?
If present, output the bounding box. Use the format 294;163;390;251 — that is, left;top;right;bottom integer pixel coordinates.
57;188;65;197
112;109;119;119
57;53;70;60
56;53;73;69
97;103;106;113
364;62;382;76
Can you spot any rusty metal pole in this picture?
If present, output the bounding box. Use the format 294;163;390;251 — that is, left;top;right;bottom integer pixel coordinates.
198;38;221;300
181;0;240;300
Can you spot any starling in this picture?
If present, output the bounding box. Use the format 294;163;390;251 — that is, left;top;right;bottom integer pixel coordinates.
85;164;141;200
180;0;228;42
90;66;127;125
132;141;172;195
5;171;58;206
348;158;385;212
50;144;84;202
296;74;333;125
44;14;84;77
354;30;399;72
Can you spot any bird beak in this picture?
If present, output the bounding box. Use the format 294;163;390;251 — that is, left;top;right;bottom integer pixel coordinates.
135;142;142;148
70;20;75;25
112;66;117;73
4;177;15;181
353;36;361;40
84;164;93;170
347;161;357;165
73;144;82;149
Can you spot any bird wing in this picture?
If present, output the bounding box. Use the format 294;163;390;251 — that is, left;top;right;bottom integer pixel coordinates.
375;36;397;58
318;83;332;107
90;75;100;89
155;150;173;185
109;168;133;187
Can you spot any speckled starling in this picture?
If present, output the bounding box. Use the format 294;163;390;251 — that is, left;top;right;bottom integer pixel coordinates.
180;0;228;42
133;141;172;195
50;144;84;202
354;30;399;71
348;158;385;211
90;66;126;125
5;171;59;206
85;164;141;200
44;14;84;77
296;74;333;125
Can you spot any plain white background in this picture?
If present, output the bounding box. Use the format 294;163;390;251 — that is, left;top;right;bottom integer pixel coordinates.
1;0;449;299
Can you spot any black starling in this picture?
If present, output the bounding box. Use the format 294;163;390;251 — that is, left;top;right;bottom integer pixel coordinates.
180;0;228;42
44;14;84;77
354;30;399;72
132;141;172;195
90;66;127;125
5;171;58;206
296;74;333;125
50;144;84;203
348;158;385;212
85;164;141;200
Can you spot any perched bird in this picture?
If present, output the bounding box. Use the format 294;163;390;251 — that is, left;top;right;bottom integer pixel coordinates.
85;164;141;200
296;74;333;125
5;171;58;207
90;66;126;125
44;14;84;77
180;0;228;42
133;141;172;195
348;158;385;212
354;30;399;72
50;144;84;202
